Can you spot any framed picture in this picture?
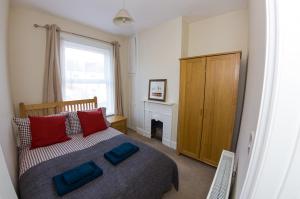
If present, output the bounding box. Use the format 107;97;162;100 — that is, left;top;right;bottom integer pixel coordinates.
148;79;167;101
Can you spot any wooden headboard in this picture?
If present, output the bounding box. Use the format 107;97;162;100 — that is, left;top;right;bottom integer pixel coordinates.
19;97;98;118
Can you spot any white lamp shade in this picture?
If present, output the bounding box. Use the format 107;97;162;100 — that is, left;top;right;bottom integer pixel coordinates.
113;9;134;25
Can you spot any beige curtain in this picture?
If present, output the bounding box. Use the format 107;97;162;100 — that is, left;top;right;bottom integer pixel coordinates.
43;24;63;103
113;41;123;115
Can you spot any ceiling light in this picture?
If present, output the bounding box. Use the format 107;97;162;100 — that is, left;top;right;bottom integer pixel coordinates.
113;0;134;26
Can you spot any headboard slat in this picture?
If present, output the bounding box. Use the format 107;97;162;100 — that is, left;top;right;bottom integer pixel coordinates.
19;97;98;118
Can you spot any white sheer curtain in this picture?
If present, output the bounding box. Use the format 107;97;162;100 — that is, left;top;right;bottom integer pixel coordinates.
60;34;115;115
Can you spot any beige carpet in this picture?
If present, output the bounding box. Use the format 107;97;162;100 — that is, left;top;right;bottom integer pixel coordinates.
126;130;216;199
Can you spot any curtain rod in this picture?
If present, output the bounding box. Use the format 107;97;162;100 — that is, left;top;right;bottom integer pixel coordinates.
33;24;115;46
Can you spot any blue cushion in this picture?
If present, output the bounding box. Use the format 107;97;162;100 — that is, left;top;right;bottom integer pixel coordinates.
111;142;139;157
53;161;103;196
63;162;95;184
104;143;139;165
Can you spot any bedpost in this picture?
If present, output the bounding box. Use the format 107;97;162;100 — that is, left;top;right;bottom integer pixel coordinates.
57;101;63;114
94;96;98;108
19;103;26;118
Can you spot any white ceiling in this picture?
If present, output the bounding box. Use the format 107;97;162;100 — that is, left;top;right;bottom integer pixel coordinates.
11;0;247;36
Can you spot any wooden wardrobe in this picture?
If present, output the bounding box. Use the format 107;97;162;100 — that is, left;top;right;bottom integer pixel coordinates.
177;51;241;167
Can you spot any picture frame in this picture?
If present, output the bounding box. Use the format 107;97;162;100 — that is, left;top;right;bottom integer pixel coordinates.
148;79;167;102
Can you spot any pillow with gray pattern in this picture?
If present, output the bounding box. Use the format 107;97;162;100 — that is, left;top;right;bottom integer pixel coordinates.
67;107;111;135
13;113;71;149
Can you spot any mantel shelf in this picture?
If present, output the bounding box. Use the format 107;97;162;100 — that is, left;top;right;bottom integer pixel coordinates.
142;99;175;106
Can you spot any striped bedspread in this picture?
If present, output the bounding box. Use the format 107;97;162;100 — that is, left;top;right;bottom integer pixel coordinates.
19;127;121;177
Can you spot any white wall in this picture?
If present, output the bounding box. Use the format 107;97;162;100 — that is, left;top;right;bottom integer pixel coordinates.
0;0;18;191
8;6;129;117
181;18;189;58
127;36;138;130
233;1;267;198
188;9;248;62
132;17;184;144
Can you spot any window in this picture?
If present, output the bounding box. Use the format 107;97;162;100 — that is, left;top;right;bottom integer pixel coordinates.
60;34;115;115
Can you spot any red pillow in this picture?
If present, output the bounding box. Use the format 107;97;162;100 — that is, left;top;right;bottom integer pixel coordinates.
77;109;108;137
29;116;71;149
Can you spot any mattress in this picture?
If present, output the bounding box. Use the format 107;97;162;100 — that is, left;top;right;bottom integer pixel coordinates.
19;127;122;176
19;131;179;199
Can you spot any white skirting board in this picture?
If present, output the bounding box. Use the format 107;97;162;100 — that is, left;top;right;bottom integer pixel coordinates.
136;127;151;138
136;127;177;149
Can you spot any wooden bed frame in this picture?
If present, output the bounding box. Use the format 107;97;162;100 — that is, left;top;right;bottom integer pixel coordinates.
19;97;98;118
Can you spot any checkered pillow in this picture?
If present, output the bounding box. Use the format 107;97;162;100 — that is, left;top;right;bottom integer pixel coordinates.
13;117;31;149
67;108;110;135
67;112;83;135
13;113;72;148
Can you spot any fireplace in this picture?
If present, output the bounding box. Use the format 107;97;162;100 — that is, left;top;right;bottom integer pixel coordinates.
137;100;176;149
151;119;163;141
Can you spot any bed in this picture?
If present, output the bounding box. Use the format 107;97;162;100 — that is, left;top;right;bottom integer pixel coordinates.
17;98;178;199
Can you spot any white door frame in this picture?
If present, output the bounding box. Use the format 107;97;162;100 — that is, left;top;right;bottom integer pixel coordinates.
240;0;300;198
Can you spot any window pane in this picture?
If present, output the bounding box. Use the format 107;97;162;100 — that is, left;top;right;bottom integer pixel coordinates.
61;38;115;115
64;47;105;80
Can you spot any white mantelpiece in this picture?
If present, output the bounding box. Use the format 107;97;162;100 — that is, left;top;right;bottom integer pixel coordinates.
137;100;176;149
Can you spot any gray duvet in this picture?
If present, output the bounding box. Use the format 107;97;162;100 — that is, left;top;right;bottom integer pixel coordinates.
19;134;178;199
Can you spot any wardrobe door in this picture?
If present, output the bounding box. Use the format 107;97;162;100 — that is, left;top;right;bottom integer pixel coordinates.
178;57;206;159
200;53;240;166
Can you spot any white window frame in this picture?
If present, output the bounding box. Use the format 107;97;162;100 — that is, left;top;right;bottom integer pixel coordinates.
60;33;115;115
